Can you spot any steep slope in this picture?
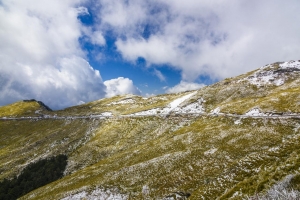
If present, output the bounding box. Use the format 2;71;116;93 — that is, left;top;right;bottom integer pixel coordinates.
0;118;101;181
0;60;299;199
19;116;300;200
202;60;300;114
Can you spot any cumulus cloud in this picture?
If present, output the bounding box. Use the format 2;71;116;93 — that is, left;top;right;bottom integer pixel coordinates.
2;0;300;109
84;30;106;46
98;0;300;81
166;81;205;93
0;0;139;109
0;0;98;109
104;77;141;98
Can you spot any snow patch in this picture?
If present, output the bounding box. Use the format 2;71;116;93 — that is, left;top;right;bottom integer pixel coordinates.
107;98;135;105
90;112;113;118
100;112;113;117
245;108;266;116
211;107;221;114
61;188;128;200
273;78;285;86
173;98;205;114
268;146;280;152
260;64;273;70
204;148;218;155
161;92;197;114
234;119;242;125
246;71;281;86
239;60;300;86
132;92;197;116
280;60;300;69
131;108;161;116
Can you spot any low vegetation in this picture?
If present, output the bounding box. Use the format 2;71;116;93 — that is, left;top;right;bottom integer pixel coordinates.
0;61;299;199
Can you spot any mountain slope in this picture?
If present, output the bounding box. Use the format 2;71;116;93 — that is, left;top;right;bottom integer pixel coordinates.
0;100;52;118
0;60;300;199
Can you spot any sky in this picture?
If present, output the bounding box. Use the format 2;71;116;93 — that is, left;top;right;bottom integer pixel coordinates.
1;0;300;110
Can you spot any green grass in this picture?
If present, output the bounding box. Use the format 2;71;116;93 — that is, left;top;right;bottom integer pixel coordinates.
15;116;300;200
0;101;44;117
0;118;102;181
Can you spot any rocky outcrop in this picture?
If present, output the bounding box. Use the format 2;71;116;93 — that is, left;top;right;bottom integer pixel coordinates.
23;99;52;111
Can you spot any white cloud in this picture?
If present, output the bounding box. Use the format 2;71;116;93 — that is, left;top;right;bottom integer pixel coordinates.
98;0;148;31
90;31;106;46
104;77;141;98
83;29;106;46
166;81;205;93
2;0;300;109
153;69;166;82
0;0;109;109
0;55;107;109
99;0;300;81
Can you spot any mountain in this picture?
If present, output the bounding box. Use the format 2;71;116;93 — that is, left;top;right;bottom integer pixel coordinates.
0;60;299;199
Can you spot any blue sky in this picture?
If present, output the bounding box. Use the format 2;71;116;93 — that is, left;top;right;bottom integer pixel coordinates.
77;7;202;96
1;0;300;109
80;26;183;96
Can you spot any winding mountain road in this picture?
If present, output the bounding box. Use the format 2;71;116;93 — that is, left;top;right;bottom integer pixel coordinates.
1;112;300;121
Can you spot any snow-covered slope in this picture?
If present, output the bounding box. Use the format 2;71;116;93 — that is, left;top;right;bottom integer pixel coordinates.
131;91;204;116
238;60;300;86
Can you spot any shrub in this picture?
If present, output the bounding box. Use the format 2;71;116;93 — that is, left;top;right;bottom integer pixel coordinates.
0;155;67;200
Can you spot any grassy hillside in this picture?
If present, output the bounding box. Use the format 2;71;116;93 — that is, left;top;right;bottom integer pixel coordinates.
0;60;299;199
0;101;46;117
0;118;101;181
18;116;300;199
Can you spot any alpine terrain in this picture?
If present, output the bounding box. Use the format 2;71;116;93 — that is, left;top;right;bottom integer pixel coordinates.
0;60;300;199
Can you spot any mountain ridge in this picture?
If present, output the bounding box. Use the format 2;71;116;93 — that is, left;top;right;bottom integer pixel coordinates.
0;60;300;199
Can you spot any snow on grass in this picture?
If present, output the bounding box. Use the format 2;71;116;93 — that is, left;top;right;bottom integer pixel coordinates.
234;119;242;125
268;146;280;152
211;107;221;114
173;98;205;114
164;92;197;111
129;108;160;116
280;60;300;69
107;99;136;105
273;78;285;86
89;112;113;118
239;60;300;87
248;174;300;200
245;108;266;116
204;148;218;155
100;112;113;117
160;91;198;114
246;71;282;86
111;151;189;176
61;188;128;200
131;92;198;116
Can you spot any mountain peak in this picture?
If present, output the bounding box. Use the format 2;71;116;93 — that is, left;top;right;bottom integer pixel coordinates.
236;60;300;87
0;100;52;117
23;99;52;111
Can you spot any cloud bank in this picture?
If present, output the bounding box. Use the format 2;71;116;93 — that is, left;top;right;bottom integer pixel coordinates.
1;0;300;108
166;81;205;94
0;0;140;109
98;0;300;81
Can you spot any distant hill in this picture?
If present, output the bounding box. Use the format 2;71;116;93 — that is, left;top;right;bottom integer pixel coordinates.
0;60;300;199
